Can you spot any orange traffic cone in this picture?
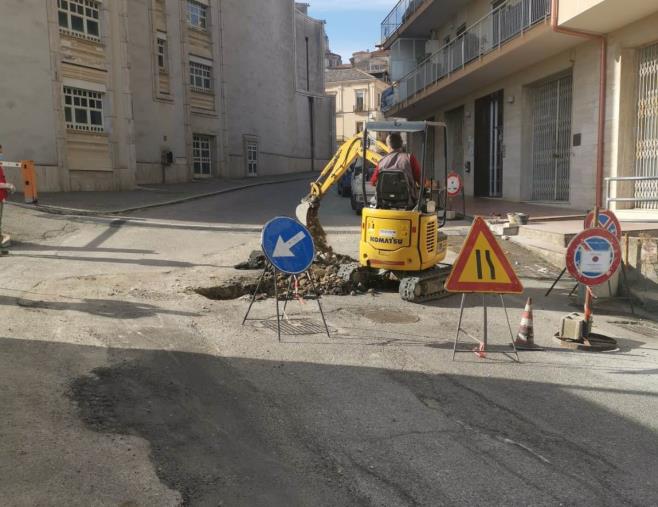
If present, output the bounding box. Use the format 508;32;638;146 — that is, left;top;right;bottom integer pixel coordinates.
515;298;543;351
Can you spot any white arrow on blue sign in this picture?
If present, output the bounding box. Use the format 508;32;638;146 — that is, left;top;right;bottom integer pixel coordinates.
261;217;315;274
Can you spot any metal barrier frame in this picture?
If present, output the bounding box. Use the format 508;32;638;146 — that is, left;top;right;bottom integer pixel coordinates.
605;176;658;209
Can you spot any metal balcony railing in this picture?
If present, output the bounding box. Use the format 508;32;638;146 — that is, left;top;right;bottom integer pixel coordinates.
381;0;425;43
605;176;658;210
386;0;551;111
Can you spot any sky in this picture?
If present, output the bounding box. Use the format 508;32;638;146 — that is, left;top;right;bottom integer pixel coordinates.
307;0;393;61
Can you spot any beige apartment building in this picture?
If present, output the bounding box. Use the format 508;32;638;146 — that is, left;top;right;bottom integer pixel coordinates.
326;68;390;143
381;0;658;217
0;0;334;191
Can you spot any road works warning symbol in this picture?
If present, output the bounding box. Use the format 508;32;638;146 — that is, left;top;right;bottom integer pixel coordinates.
445;217;524;294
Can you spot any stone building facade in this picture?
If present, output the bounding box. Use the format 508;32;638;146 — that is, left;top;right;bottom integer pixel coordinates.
0;0;334;191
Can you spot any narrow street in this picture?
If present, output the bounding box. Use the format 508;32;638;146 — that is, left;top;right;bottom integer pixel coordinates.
1;182;657;506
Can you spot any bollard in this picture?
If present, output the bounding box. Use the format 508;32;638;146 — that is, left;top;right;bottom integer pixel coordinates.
21;161;37;204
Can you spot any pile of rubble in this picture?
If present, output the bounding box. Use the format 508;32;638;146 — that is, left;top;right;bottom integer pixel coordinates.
199;250;378;301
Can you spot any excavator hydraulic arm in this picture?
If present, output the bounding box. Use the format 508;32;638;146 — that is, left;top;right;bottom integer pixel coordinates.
297;135;388;218
304;135;389;201
296;135;390;254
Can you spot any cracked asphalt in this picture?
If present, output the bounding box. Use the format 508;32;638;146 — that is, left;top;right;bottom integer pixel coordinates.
0;181;657;506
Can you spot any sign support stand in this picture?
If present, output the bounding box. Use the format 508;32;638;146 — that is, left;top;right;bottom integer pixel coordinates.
545;208;634;315
452;293;520;362
242;263;330;342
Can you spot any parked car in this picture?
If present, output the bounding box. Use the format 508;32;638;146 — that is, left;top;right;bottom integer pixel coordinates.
336;167;352;197
350;159;376;214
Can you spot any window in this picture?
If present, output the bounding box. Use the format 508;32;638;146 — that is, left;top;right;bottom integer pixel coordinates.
246;140;258;176
58;0;101;41
356;121;364;134
355;90;366;112
186;1;208;30
63;86;104;132
193;134;212;177
189;60;213;92
157;35;168;73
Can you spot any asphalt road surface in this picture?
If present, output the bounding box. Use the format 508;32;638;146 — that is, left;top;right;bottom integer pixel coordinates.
131;179;362;228
1;180;657;506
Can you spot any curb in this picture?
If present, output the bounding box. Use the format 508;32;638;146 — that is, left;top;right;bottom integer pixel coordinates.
8;175;311;217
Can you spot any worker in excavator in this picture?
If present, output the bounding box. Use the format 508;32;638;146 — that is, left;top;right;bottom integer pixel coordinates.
370;132;424;209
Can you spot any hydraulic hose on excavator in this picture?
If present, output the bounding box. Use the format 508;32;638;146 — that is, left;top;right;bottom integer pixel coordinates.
296;135;390;255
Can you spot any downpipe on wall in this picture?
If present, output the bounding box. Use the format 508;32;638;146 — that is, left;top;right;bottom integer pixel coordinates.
550;0;607;208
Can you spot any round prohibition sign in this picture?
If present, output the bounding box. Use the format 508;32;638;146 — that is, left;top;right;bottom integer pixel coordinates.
566;228;621;286
584;209;622;239
446;172;463;197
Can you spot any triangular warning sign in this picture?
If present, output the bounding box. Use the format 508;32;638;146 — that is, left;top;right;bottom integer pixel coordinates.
445;217;523;294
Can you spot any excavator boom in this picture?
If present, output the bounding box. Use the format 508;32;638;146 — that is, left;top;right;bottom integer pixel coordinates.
296;135;389;253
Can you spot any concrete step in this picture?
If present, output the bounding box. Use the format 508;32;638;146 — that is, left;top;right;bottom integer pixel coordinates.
518;223;577;248
510;235;567;269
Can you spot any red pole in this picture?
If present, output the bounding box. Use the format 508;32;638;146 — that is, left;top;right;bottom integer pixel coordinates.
582;206;600;340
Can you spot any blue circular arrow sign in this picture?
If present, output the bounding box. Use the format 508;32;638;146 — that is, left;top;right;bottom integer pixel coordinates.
261;217;315;274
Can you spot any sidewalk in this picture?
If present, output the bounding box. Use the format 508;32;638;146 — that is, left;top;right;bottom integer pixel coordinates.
461;196;588;220
8;172;315;215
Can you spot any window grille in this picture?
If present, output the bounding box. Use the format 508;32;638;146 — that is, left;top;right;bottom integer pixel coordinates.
190;61;213;92
186;1;208;30
247;141;258;176
157;36;168;73
63;86;104;133
58;0;101;42
193;135;212;176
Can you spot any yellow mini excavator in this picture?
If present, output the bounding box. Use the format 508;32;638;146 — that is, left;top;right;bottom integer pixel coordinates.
297;120;451;303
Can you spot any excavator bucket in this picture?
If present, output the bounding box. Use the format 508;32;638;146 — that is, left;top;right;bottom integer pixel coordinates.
295;200;312;227
296;198;333;255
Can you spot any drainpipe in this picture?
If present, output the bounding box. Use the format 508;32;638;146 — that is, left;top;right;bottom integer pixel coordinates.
550;0;607;208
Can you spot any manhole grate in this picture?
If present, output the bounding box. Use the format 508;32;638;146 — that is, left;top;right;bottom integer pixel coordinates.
261;318;329;335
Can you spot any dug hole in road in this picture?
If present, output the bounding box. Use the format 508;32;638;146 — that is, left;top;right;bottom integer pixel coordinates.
1;181;657;506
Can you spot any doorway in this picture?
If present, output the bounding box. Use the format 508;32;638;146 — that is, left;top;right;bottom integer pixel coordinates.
530;73;573;201
474;90;504;197
192;134;213;178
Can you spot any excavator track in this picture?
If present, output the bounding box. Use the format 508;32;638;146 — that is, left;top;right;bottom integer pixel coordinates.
398;265;453;303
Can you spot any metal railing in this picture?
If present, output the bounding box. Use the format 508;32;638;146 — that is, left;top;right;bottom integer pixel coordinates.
605;176;658;210
381;0;425;44
388;0;551;110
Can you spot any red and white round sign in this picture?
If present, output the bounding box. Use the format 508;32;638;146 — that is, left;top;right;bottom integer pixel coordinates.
446;172;463;197
583;209;622;239
566;228;621;286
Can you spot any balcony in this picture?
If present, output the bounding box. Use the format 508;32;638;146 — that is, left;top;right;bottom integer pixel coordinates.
383;0;553;114
381;0;464;47
381;0;424;43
